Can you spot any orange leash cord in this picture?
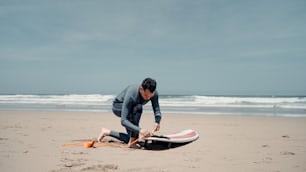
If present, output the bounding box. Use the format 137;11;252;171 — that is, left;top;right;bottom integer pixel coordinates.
61;138;140;149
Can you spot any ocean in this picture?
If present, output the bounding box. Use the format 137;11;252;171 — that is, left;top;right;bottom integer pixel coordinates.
0;94;305;117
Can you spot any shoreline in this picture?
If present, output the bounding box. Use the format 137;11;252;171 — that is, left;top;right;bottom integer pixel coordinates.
1;108;306;118
1;110;306;172
1;94;305;117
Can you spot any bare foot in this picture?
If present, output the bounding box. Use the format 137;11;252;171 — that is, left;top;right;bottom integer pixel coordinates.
97;128;110;143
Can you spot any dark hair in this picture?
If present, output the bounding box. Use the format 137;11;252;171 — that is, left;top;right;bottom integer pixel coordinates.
141;78;157;93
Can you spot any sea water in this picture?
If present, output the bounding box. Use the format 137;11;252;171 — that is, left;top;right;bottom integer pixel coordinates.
0;94;305;117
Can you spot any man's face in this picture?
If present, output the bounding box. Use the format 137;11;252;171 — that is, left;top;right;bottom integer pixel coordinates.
140;87;154;100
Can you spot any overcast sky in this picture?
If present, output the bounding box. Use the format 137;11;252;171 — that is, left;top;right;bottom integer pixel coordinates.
0;0;305;95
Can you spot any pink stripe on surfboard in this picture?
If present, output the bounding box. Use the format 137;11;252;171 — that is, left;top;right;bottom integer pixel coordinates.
166;130;197;139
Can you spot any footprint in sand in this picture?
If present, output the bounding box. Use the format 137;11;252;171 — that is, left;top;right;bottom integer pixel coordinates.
282;135;290;138
280;151;295;156
81;164;118;171
0;137;8;144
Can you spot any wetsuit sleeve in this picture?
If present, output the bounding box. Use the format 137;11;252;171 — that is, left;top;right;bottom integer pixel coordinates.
120;88;141;133
151;92;162;124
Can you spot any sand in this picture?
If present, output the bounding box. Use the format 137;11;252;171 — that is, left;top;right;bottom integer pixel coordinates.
0;110;306;172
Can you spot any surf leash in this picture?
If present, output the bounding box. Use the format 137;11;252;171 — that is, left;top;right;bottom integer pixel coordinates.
61;138;140;149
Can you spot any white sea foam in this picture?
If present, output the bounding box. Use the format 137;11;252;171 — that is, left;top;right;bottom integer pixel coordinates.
0;94;305;116
0;94;114;105
159;95;306;109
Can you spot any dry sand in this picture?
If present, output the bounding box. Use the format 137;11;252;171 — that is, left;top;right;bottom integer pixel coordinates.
0;110;306;172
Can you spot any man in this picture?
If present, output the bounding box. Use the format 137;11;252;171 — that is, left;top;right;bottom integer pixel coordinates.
97;78;162;147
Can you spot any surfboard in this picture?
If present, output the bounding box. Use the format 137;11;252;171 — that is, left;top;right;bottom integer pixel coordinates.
61;129;199;150
143;129;199;149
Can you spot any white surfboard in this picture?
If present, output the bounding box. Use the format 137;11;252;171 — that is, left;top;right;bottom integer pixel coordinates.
144;129;199;143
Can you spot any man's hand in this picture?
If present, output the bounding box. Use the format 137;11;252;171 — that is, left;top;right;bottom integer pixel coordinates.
140;128;151;137
152;123;160;134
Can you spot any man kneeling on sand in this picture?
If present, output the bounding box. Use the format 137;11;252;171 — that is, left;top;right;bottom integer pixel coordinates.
98;78;162;148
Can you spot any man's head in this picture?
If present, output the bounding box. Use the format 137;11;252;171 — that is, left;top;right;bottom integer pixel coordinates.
139;78;156;100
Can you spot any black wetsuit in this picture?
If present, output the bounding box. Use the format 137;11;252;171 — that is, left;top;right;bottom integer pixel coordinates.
110;84;162;143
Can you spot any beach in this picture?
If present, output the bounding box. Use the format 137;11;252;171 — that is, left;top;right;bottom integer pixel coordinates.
0;110;306;172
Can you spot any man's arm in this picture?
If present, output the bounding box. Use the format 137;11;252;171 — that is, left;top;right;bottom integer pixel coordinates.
120;88;141;133
151;91;162;124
